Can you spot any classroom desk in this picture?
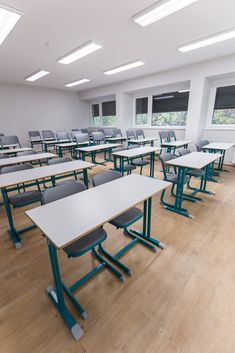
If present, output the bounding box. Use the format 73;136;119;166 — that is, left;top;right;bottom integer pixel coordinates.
128;137;158;147
54;142;78;157
77;143;121;165
0;160;94;248
0;147;33;156
163;152;222;219
106;136;127;143
26;174;170;341
112;146;161;177
43;140;58;152
0;152;56;167
161;140;194;153
203;142;234;172
29;138;43;149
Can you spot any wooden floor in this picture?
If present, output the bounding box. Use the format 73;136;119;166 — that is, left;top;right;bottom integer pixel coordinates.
1;156;235;353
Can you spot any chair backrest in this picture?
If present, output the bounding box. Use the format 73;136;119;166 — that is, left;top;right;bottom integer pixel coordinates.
0;153;9;159
135;129;145;139
72;129;80;132
55;130;70;141
1;135;21;147
75;133;90;144
104;128;114;137
92;132;106;143
42;130;55;140
195;140;208;152
81;128;88;134
28;131;41;140
178;148;191;156
47;157;72;165
92;171;122;187
0;133;4;137
113;128;122;137
87;127;98;136
42;180;86;205
1;163;33;174
168;130;176;141
17;150;37;157
159;153;176;180
128;145;139;149
126;129;136;139
158;131;169;144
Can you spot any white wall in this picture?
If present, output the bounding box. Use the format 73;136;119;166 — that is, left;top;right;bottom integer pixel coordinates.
0;82;89;145
80;53;235;163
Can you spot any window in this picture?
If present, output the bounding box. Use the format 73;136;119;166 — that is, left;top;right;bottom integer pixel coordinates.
152;91;189;126
92;104;102;125
102;100;117;126
135;97;148;125
212;85;235;125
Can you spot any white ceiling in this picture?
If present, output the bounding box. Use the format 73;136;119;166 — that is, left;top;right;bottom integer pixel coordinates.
1;0;235;92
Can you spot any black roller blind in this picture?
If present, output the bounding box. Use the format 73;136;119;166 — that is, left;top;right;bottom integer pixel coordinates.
102;101;116;116
214;85;235;110
92;104;99;117
152;91;189;113
136;97;148;114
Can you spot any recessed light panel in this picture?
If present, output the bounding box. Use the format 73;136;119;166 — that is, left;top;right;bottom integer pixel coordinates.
104;61;145;75
25;70;50;82
58;41;102;65
0;4;23;45
65;79;90;87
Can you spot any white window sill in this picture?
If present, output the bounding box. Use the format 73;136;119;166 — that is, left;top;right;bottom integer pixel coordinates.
134;126;186;130
204;126;235;131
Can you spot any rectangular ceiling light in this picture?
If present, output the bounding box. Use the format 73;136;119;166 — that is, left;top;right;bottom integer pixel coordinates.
104;60;145;75
58;41;102;65
133;0;199;27
178;89;190;93
65;78;90;87
178;29;235;52
0;4;23;46
25;70;50;82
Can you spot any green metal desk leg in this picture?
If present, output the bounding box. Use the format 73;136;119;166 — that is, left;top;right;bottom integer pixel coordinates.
58;146;63;158
130;197;166;250
83;169;89;189
44;143;48;152
150;152;155;178
47;241;84;341
1;188;22;248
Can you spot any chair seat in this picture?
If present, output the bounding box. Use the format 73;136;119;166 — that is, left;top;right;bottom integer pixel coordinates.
9;190;42;207
123;164;137;172
166;174;190;184
64;227;107;257
187;169;205;177
110;207;143;228
132;158;150;167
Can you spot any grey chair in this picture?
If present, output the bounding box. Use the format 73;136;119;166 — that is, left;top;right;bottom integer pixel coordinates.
195;140;209;152
71;129;81;140
55;130;71;142
47;157;72;165
91;132;106;145
126;129;136;140
104;128;114;138
132;157;150;175
42;180;124;319
0;133;4;136
168;130;177;141
87;127;98;137
28;130;41;140
92;171;144;276
42;130;56;141
113;128;122;137
1;135;21;148
135;129;145;139
158;131;169;144
1;164;42;207
75;133;90;145
17;150;37;157
81;128;88;134
178;148;191;156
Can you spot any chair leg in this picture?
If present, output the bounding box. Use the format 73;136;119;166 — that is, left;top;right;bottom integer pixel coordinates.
98;244;132;276
92;247;125;282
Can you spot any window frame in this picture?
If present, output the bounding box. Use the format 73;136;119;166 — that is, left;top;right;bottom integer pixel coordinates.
90;99;117;127
206;82;235;129
133;94;187;129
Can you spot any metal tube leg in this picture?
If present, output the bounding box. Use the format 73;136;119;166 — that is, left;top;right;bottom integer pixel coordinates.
1;188;22;248
83;169;89;189
47;241;83;341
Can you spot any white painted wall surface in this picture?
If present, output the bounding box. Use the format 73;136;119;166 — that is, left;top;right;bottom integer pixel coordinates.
0;82;89;146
